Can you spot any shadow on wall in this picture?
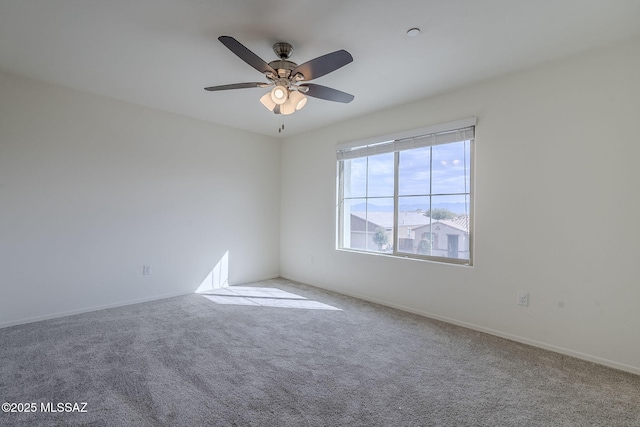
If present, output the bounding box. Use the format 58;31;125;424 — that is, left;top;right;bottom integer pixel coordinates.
195;251;229;293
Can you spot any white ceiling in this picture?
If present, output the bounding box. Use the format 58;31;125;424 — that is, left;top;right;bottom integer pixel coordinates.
1;0;639;137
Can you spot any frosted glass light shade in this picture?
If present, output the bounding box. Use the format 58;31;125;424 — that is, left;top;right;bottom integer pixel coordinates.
280;99;296;115
270;85;288;105
260;92;276;111
289;91;307;110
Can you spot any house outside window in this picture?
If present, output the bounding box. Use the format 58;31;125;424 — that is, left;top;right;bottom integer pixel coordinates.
337;118;475;265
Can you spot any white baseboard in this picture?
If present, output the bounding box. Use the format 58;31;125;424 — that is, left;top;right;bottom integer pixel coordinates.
0;290;192;329
281;274;640;376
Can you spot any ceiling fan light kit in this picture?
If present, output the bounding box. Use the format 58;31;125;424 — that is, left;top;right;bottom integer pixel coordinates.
270;84;289;104
205;36;354;125
289;90;308;110
259;92;277;111
279;99;296;115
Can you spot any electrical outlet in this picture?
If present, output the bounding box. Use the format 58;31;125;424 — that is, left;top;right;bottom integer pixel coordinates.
143;265;151;275
518;292;529;306
309;255;315;264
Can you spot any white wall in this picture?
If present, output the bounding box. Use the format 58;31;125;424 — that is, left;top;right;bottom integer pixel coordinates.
280;37;640;374
0;71;281;326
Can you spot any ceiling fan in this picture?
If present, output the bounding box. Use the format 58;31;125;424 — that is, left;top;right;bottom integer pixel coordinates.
205;36;354;116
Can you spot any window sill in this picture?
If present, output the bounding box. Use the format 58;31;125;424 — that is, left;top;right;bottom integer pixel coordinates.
336;248;473;267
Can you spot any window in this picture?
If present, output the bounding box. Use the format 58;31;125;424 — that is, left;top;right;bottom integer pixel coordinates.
337;118;475;265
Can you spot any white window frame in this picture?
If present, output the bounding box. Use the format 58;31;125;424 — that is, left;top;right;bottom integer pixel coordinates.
336;117;476;266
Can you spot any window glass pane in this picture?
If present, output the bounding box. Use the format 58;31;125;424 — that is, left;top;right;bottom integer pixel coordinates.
464;141;471;192
365;198;393;252
342;198;366;251
397;196;431;255
346;198;394;252
399;147;430;196
429;194;470;261
366;152;394;197
338;125;473;264
431;140;470;195
343;157;367;198
430;194;469;218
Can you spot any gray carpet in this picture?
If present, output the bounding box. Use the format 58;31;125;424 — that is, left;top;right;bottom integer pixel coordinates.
1;278;639;426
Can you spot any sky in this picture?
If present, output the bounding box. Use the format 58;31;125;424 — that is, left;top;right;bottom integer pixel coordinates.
343;140;471;214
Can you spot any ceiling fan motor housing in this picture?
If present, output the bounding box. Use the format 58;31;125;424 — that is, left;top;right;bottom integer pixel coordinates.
268;59;298;78
270;42;301;79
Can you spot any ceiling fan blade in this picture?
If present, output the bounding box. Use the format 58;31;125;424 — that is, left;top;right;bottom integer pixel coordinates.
291;50;353;81
218;36;276;75
204;82;265;91
300;83;354;103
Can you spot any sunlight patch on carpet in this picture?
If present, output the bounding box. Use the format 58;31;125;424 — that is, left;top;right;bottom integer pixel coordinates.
200;286;341;310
